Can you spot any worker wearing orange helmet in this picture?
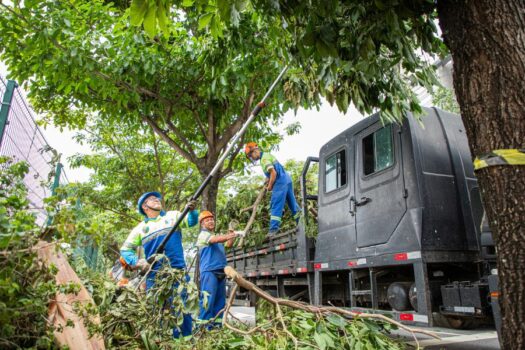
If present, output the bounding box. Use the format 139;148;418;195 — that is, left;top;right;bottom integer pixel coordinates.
245;142;301;236
196;211;245;328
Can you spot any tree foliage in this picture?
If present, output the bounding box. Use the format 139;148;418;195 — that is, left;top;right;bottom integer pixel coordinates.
0;157;57;349
78;263;406;350
129;0;446;121
432;86;460;114
69;121;200;213
0;0;308;211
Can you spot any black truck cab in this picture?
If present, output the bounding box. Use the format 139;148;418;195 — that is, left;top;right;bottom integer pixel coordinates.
227;107;500;331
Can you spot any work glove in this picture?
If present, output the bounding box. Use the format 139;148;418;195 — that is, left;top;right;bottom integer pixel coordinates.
187;199;197;210
135;259;150;272
234;230;246;238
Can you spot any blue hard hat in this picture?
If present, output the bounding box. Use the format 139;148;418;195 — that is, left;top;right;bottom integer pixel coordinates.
137;191;162;216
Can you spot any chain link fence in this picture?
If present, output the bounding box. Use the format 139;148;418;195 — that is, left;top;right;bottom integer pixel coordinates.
0;75;68;225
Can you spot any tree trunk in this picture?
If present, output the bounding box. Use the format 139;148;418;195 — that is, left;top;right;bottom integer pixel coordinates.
200;172;220;213
437;1;525;349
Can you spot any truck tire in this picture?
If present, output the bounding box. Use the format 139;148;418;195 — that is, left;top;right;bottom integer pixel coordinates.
387;282;412;311
409;283;418;312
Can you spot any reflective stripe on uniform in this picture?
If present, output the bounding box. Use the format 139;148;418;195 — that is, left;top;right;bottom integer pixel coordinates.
270;215;282;222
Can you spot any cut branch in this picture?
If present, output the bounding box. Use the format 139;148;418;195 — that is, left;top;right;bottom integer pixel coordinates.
224;266;439;347
237;185;267;247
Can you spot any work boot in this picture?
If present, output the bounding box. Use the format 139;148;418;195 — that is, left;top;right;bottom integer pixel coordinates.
267;230;278;239
293;211;302;226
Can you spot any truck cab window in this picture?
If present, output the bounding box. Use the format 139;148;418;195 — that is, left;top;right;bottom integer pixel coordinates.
325;149;347;192
363;125;394;176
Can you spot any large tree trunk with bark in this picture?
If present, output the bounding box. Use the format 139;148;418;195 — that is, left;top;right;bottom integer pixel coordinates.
437;1;525;348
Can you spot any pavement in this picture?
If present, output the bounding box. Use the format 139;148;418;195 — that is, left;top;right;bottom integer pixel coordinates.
229;306;500;349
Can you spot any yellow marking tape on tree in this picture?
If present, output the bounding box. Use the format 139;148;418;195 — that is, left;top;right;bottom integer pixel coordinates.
474;149;525;170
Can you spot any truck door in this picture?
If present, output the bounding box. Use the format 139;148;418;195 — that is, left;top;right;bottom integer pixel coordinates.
354;123;407;248
316;143;356;261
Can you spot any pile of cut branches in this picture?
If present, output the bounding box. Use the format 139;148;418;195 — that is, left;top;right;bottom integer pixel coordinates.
222;266;438;350
80;260;436;349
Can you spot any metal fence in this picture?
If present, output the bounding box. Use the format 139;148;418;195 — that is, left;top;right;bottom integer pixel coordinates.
0;75;68;225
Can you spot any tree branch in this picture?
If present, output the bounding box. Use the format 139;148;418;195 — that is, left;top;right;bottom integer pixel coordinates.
0;3;169;104
151;132;166;204
220;132;248;178
207;105;216;152
188;107;211;146
165;119;198;163
237;185;267;247
224;266;440;343
216;90;256;152
142;115;199;166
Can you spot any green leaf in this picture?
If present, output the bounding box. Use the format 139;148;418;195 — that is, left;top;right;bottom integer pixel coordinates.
198;13;214;30
157;2;169;35
313;332;327;350
326;314;346;328
210;15;223;38
130;0;148;26
182;0;194;7
143;2;157;38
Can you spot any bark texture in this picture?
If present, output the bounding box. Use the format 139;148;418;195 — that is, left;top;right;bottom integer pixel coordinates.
201;173;220;213
437;1;525;348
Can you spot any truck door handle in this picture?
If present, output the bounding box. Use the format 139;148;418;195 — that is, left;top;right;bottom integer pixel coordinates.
355;197;372;206
349;196;356;216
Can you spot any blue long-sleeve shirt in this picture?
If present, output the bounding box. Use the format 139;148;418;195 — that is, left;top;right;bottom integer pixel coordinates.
120;210;198;269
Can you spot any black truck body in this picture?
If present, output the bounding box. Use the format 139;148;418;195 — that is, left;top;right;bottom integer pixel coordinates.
227;107;500;330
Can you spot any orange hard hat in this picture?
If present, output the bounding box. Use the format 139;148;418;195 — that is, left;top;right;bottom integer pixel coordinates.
199;210;214;224
244;142;258;157
117;278;129;287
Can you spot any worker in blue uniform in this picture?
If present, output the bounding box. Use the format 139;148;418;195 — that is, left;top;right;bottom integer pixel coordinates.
245;142;301;237
196;211;245;328
120;191;198;338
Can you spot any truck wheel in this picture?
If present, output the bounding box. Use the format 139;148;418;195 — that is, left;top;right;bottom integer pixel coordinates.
387;282;412;311
409;283;418;312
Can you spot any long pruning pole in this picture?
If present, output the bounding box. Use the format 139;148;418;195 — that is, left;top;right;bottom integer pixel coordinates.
148;65;289;263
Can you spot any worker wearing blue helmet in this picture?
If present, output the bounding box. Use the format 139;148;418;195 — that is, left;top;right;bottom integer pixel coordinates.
120;191;198;338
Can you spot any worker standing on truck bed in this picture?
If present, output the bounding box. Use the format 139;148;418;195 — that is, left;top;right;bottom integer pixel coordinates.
245;142;301;237
197;211;245;328
119;191;198;338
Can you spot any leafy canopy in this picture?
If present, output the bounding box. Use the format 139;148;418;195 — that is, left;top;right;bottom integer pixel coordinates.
128;0;446;122
0;0;311;210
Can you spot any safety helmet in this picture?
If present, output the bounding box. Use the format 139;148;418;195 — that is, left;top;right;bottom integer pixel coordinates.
199;210;214;224
137;191;162;216
244;142;258;159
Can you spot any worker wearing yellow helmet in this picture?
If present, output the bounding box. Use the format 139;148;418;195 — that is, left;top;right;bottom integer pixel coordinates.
196;211;245;329
245;142;301;237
